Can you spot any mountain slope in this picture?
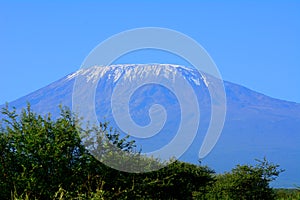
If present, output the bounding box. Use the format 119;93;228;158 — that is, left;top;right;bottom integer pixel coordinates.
1;64;299;187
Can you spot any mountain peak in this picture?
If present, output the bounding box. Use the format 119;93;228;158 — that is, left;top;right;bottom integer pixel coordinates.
1;63;300;187
66;64;207;86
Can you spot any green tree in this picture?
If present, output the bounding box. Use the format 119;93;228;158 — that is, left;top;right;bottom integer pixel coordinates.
0;104;138;199
147;161;214;199
205;158;284;200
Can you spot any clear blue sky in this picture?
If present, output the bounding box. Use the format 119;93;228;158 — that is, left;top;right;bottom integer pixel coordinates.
0;1;299;105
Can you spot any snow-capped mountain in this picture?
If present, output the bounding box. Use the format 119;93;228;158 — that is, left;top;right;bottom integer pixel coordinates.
1;64;300;187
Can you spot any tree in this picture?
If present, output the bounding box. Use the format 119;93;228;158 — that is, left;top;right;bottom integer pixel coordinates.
206;157;284;200
0;104;138;199
148;161;214;199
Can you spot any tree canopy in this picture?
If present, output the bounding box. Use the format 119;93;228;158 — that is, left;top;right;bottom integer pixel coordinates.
0;104;286;199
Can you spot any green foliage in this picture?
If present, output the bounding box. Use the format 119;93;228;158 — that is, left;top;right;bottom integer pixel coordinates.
204;157;284;200
0;104;285;199
0;104;214;199
0;104;94;199
128;161;215;199
274;188;300;200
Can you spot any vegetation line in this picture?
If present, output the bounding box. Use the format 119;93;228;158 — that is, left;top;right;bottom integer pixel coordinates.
0;104;299;199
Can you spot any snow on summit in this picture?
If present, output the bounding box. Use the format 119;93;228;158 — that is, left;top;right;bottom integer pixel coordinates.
66;64;205;86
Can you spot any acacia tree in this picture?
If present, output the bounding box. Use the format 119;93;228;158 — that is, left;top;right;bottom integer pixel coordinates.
0;105;93;199
0;104;140;199
205;158;284;200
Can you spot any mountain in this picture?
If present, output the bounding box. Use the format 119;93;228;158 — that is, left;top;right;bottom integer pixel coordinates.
1;64;300;188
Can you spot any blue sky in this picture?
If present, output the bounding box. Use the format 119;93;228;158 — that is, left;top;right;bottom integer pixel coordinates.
0;1;299;104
